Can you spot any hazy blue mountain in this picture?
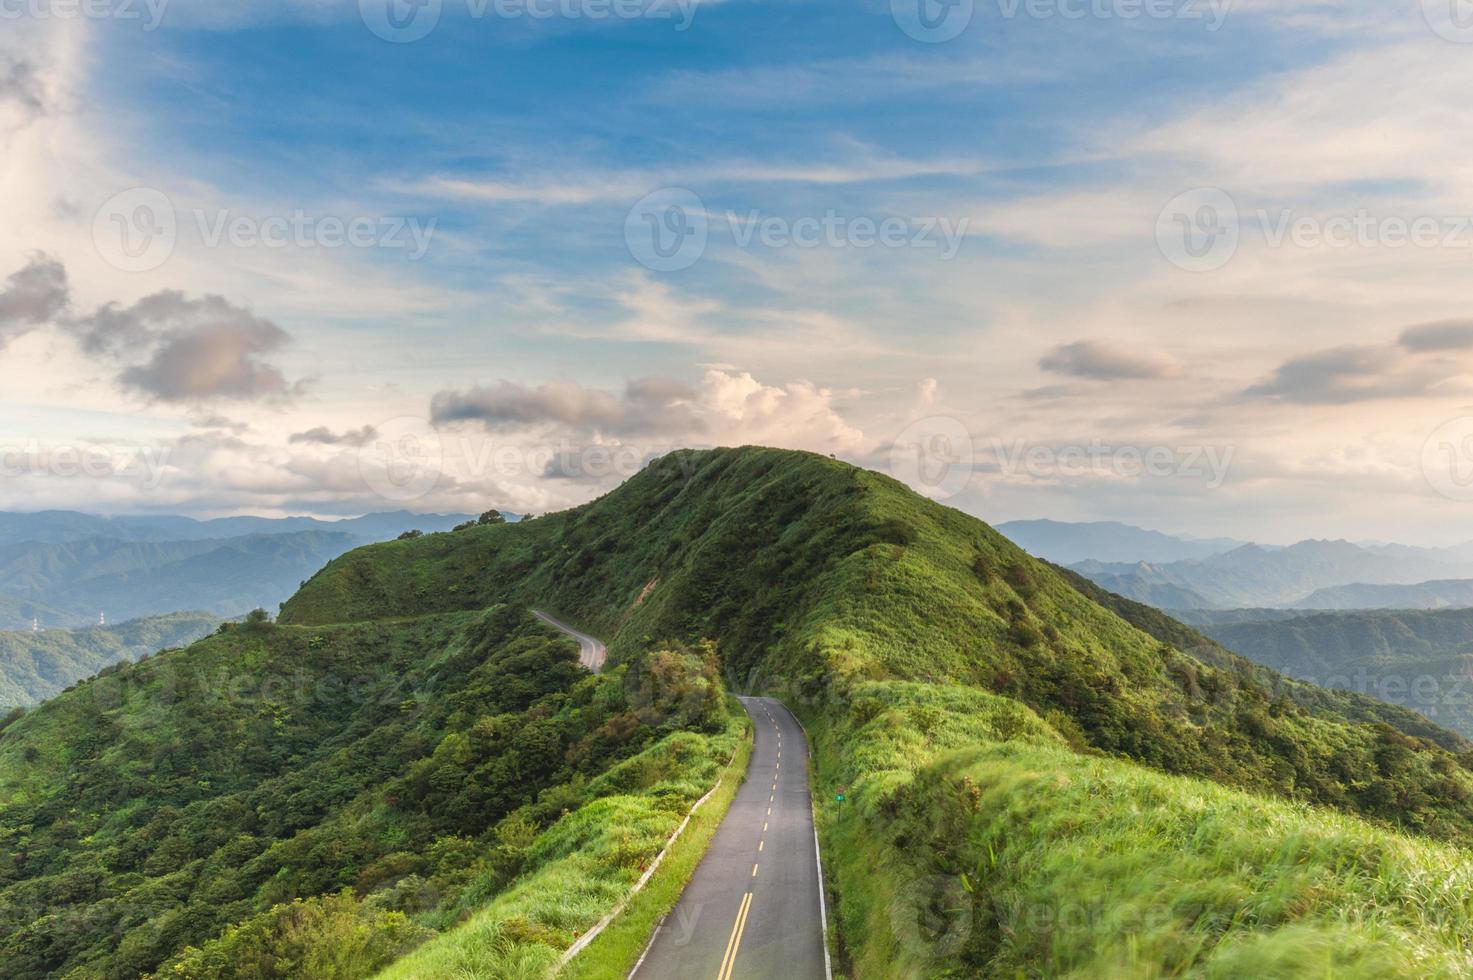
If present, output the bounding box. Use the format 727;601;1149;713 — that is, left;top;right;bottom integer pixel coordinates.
1290;579;1473;610
996;519;1245;564
1071;540;1473;609
0;509;478;546
1190;607;1473;738
0;531;367;629
0;509;495;629
0;611;219;707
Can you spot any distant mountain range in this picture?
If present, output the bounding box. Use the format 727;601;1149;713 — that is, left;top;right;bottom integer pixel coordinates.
0;509;480;629
1182;606;1473;738
996;519;1246;565
998;520;1473;610
0;509;479;546
1291;580;1473;610
0;611;219;707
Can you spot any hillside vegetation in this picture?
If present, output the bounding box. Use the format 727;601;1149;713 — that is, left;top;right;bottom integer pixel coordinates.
0;606;735;978
9;447;1473;977
1182;606;1473;738
280;447;1473;977
0;613;218;707
0;532;364;630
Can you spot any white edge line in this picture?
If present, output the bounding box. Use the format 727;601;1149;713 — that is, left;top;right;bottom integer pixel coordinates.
556;726;747;974
774;698;835;980
627;921;663;977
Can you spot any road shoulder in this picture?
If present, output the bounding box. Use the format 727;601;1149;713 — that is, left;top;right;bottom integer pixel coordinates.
559;700;755;980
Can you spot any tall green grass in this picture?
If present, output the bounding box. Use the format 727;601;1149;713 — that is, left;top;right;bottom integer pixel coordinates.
272;447;1473;976
373;709;745;979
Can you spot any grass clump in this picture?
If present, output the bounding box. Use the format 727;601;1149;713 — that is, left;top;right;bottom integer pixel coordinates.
280;447;1473;976
372;707;746;979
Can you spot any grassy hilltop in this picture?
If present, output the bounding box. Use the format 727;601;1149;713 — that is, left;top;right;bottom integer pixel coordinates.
5;446;1473;977
0;607;735;977
280;446;1473;977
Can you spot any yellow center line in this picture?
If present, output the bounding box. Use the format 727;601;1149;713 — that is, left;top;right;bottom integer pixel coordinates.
759;839;764;852
716;892;753;980
763;821;768;832
752;863;759;877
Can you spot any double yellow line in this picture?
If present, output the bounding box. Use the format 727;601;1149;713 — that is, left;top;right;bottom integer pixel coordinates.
717;891;754;980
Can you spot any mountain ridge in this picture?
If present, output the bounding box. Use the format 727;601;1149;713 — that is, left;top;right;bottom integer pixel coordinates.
5;447;1473;978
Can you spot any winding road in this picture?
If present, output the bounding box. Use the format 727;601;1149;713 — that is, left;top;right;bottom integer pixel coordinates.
632;696;831;980
531;612;830;978
532;610;608;672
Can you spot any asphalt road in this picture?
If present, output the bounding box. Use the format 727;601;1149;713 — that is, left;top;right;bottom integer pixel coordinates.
632;695;831;980
532;610;608;672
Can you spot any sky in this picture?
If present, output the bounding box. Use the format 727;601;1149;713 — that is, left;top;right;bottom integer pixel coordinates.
2;0;1473;544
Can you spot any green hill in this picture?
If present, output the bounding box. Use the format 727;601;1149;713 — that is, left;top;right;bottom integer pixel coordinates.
0;608;735;978
6;447;1473;977
0;531;368;629
1182;606;1473;738
0;612;219;707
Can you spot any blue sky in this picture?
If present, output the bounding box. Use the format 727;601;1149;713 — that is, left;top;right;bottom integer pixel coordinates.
4;0;1473;544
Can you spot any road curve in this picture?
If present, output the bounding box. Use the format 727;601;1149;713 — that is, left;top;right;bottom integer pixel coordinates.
632;696;830;980
532;610;608;672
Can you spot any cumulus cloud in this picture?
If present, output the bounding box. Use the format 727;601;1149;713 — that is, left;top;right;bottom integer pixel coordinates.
430;369;864;483
1243;333;1473;405
1039;340;1180;380
69;291;299;403
0;254;303;403
431;376;701;437
1399;319;1473;353
289;425;378;447
0;253;68;348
